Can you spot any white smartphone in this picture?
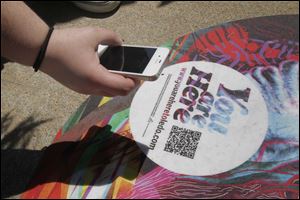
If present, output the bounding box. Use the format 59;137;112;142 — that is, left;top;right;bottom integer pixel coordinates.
97;44;170;81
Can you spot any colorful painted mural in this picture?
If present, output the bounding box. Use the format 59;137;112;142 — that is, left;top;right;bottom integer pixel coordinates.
22;15;298;199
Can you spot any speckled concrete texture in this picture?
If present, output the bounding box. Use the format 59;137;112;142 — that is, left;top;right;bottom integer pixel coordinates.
1;1;299;199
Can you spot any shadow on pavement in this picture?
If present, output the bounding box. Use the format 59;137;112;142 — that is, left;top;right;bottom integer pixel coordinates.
1;112;52;149
1;112;52;198
1;114;147;198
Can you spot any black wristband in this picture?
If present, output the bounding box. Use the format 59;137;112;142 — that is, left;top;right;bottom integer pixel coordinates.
33;27;54;72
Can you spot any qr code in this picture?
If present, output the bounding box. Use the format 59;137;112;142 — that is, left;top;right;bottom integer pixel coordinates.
164;125;201;159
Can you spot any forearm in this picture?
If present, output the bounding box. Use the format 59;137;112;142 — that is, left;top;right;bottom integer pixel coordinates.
1;2;138;96
1;1;49;66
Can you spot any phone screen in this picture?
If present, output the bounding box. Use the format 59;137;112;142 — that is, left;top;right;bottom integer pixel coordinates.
99;46;157;73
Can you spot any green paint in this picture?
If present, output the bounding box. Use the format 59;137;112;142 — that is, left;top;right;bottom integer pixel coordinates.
109;108;130;132
62;100;89;134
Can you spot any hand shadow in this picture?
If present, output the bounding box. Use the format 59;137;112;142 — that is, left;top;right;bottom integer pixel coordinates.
22;124;147;198
1;112;52;199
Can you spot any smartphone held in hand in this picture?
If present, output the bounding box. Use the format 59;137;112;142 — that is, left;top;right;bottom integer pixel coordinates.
98;44;170;81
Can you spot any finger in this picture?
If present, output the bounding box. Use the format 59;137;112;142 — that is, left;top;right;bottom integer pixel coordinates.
91;65;137;96
91;90;115;97
129;77;142;88
93;28;122;46
103;75;137;96
74;85;116;97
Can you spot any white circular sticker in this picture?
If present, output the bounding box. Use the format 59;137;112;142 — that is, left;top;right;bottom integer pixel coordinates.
130;61;268;176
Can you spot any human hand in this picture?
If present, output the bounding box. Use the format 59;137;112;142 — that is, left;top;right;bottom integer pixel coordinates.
40;27;139;96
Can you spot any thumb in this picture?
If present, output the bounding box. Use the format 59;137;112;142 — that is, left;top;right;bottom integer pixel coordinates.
93;28;122;47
